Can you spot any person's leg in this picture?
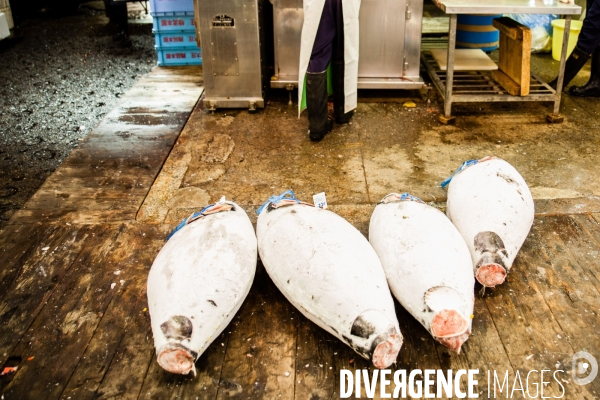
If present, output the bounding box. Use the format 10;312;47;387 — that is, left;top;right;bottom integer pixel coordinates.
306;0;336;141
331;0;353;124
106;0;129;38
307;0;336;74
551;0;600;89
569;46;600;96
576;0;600;55
569;0;600;95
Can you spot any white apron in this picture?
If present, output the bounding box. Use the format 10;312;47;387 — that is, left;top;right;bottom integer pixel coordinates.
298;0;360;116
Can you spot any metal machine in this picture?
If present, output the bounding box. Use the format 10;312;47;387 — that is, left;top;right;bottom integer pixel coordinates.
195;0;269;110
270;0;425;90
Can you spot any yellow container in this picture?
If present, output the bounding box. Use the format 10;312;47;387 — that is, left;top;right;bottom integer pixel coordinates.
551;19;583;61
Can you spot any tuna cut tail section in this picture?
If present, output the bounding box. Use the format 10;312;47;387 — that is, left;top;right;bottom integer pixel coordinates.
372;330;403;369
157;344;197;376
350;310;403;369
431;309;471;353
474;231;509;288
157;315;197;375
476;261;507;288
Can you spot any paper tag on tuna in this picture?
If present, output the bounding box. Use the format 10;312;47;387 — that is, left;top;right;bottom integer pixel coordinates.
313;192;327;209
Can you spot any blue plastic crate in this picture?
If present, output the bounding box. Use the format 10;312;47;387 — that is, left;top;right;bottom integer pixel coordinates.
149;0;194;14
155;46;202;66
154;30;198;48
152;13;195;32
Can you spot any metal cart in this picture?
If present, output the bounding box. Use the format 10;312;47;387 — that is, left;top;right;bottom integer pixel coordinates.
195;0;269;111
421;0;581;124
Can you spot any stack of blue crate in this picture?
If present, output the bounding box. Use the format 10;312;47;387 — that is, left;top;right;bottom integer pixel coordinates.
150;0;202;66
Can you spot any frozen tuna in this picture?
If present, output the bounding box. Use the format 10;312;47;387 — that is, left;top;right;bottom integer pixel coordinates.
147;198;257;375
369;193;475;353
256;191;402;369
444;157;534;288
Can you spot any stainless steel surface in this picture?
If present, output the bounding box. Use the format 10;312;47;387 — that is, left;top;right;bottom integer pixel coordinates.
205;98;266;110
404;0;424;80
196;0;267;109
432;0;581;15
272;77;425;89
269;0;424;90
356;77;424;89
358;0;406;78
271;0;303;84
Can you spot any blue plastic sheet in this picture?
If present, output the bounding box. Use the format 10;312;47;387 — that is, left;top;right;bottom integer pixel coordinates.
506;14;559;53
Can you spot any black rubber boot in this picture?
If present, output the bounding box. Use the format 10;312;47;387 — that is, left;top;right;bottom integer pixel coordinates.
549;46;591;90
570;47;600;97
306;71;333;142
332;61;354;124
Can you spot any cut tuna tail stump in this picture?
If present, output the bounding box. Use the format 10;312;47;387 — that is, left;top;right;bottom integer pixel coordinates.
445;157;534;288
147;199;258;375
370;193;475;353
256;191;403;369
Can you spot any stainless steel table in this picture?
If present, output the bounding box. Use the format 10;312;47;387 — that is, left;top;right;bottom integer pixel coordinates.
422;0;581;124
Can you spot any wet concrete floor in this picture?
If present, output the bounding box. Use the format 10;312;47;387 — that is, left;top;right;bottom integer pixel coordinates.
138;58;600;229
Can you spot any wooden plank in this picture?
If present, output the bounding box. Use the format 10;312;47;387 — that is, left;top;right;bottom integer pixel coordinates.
491;69;523;96
0;225;93;367
430;49;498;71
25;186;149;202
9;209;138;225
394;305;451;399
50;164;164;181
60;224;169;400
534;197;600;216
99;111;191;129
0;224;128;399
510;226;597;399
0;223;44;294
177;330;229;399
482;287;580;398
493;17;531;96
215;263;297;399
517;218;600;396
56;154;166;177
51;140;177;158
22;194;142;212
146;66;202;80
81;133;180;149
554;214;600;294
37;174;157;192
492;17;525;41
460;299;515;399
294;314;337;399
138;357;185;400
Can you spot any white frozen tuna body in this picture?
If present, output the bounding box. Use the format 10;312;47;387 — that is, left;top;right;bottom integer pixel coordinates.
444;157;534;288
256;191;402;369
147;198;257;375
369;193;475;353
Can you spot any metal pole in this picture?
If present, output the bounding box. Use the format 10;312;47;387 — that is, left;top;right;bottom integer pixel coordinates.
554;16;571;115
444;14;457;118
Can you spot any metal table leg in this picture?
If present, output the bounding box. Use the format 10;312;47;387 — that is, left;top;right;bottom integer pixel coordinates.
440;14;457;124
547;15;571;123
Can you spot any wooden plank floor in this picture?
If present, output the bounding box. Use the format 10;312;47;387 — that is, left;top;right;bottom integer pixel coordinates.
1;215;600;399
1;68;600;399
9;66;203;226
